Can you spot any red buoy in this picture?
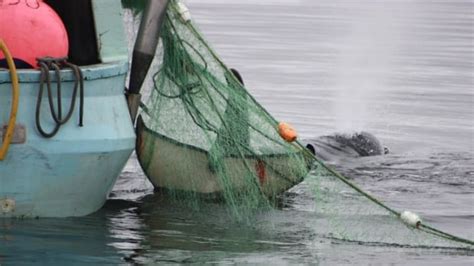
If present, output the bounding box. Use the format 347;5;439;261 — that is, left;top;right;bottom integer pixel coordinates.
0;0;69;68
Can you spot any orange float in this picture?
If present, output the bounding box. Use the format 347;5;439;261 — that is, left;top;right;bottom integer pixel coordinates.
0;0;68;68
278;122;297;142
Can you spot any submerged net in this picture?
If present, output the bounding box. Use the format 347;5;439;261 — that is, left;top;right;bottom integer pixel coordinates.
138;0;473;249
309;164;473;249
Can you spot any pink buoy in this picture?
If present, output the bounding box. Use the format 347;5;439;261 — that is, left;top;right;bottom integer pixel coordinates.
0;0;69;68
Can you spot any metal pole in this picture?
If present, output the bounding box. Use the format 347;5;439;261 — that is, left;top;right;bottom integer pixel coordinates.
127;0;169;122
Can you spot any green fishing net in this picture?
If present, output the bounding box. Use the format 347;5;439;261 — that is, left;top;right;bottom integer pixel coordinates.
136;0;473;249
309;164;473;249
137;1;310;218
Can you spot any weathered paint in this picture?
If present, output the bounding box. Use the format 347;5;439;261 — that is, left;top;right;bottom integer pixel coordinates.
0;124;26;144
0;62;135;217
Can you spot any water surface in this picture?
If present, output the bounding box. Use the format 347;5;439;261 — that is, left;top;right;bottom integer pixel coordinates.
1;0;473;264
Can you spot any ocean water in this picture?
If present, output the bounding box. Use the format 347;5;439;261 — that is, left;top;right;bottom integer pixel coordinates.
1;0;473;264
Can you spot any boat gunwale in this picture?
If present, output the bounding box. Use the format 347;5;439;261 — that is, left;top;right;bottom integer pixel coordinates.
0;61;129;84
137;115;307;160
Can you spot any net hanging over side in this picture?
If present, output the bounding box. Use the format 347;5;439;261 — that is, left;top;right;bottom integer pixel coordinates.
136;0;474;249
136;1;311;218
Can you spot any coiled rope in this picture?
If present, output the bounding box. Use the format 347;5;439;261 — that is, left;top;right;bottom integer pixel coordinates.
35;57;84;138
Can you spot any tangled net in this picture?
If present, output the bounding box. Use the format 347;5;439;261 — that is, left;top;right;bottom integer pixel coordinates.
137;1;310;219
136;0;473;249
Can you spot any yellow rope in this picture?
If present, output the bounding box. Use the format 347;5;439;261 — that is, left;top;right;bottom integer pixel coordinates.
0;39;20;160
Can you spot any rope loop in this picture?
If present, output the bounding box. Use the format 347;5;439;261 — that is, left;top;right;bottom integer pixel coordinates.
35;57;84;138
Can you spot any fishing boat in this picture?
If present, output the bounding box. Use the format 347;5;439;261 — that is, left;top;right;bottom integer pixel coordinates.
0;0;135;217
136;115;310;197
129;0;311;198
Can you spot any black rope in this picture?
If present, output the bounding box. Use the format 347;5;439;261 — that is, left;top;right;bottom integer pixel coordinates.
63;61;84;126
35;57;84;138
36;61;60;138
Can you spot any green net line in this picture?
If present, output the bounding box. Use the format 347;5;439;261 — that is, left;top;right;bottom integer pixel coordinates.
139;0;474;248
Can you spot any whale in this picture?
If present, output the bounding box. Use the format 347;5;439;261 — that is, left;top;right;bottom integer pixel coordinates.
304;131;388;161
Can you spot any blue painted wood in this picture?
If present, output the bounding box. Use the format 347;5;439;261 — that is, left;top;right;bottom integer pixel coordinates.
0;62;129;83
92;0;129;63
0;61;135;217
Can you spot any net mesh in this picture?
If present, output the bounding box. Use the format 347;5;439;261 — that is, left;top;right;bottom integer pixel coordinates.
137;1;310;219
137;0;473;249
308;165;470;248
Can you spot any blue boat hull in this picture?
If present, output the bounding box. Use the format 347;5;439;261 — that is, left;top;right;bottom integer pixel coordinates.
0;62;135;217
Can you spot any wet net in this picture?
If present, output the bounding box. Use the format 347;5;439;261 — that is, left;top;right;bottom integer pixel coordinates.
137;1;310;218
136;0;473;249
